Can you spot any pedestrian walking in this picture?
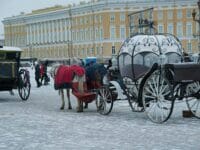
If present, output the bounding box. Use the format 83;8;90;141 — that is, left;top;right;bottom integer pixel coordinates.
35;61;41;87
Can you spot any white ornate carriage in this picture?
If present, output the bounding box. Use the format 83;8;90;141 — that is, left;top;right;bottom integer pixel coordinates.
107;33;200;123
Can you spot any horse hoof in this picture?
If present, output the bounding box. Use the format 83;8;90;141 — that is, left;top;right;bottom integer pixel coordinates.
84;103;88;109
76;107;83;112
77;109;83;113
60;107;64;110
68;107;72;110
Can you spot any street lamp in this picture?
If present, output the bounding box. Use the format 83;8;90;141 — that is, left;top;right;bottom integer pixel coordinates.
192;0;200;55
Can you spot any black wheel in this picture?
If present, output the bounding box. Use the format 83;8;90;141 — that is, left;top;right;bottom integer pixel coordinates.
142;70;174;123
186;82;200;118
124;77;144;112
96;86;113;115
18;69;31;100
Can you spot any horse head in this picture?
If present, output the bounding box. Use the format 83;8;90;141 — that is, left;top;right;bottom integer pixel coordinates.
49;63;61;79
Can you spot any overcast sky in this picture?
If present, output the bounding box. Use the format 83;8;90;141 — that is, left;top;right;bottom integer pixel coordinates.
0;0;89;39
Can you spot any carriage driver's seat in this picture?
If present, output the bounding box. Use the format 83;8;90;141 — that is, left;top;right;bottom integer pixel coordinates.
72;75;96;103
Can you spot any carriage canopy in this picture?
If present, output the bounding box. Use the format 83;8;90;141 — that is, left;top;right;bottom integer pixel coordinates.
0;46;22;79
118;34;183;80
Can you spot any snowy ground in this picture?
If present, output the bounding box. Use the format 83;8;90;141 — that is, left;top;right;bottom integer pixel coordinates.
0;67;200;150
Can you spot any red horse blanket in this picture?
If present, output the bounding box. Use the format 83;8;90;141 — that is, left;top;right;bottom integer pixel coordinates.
54;65;85;89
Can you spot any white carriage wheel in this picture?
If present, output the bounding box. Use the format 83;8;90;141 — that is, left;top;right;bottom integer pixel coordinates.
142;70;174;123
186;82;200;119
96;86;113;115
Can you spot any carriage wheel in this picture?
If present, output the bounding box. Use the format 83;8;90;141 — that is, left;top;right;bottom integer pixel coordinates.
96;86;113;115
18;69;31;101
186;82;200;118
142;70;174;123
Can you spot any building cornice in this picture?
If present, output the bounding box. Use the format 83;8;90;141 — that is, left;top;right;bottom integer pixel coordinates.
3;0;197;25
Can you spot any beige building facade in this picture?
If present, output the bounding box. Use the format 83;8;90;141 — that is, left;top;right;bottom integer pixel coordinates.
2;0;198;59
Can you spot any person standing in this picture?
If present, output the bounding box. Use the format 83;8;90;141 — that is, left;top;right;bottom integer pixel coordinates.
40;63;45;85
35;61;41;87
41;60;49;85
106;59;112;70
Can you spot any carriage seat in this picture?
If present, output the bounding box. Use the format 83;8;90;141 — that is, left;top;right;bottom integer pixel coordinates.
72;75;96;103
165;63;200;81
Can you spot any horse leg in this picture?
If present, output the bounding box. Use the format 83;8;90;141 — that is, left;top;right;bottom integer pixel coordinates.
77;99;83;112
84;102;88;109
60;89;65;110
67;89;72;109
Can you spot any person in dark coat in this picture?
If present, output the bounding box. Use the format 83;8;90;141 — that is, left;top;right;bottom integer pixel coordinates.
35;61;41;87
106;59;112;70
41;60;49;85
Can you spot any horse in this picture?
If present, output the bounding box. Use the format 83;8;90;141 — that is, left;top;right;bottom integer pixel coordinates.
50;61;107;112
49;58;85;112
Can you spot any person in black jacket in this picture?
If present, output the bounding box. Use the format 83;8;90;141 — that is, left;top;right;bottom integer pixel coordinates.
40;60;50;85
106;59;112;70
35;61;41;87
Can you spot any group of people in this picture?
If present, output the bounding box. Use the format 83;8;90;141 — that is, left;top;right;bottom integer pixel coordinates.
34;60;49;87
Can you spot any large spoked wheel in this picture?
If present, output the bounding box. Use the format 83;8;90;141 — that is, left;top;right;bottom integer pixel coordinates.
142;70;174;123
186;82;200;118
18;69;31;101
96;86;113;115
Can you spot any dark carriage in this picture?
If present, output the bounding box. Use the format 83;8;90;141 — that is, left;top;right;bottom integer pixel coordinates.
106;33;200;123
0;46;31;100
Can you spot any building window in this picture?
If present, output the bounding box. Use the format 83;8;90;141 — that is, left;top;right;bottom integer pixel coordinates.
110;13;115;23
87;48;90;56
110;26;116;39
82;49;85;57
96;47;99;55
158;10;163;20
167;23;173;34
176;22;183;37
90;28;93;40
99;28;103;40
186;22;192;37
120;12;125;22
99;15;102;23
168;10;173;20
196;22;199;34
90;48;94;56
187;42;192;54
158;24;164;33
120;26;126;39
186;9;192;18
95;15;98;23
101;47;103;55
177;9;182;19
95;28;99;40
112;46;115;54
130;16;134;27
